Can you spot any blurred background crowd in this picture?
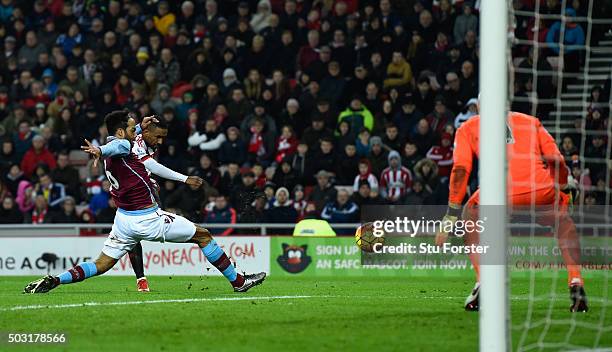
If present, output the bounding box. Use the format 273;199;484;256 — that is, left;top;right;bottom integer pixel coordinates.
0;0;610;233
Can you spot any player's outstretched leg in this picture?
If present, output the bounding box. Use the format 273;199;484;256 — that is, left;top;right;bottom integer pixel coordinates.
556;214;588;312
23;253;118;294
128;242;149;292
190;225;266;292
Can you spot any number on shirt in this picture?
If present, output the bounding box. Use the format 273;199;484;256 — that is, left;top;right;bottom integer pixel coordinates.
103;160;120;189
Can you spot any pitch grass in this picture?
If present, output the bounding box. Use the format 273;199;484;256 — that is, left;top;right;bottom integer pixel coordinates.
0;273;609;352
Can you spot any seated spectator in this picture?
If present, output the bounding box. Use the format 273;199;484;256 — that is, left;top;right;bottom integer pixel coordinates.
272;159;298;192
383;51;414;90
367;136;388;177
274;125;298;165
35;173;66;210
28;194;49;224
301;115;333;151
414;158;440;194
218;126;247;166
292;185;311;221
426;132;454;180
21;135;56;177
312;137;336;176
289;143;314;185
89;179;110;216
47;196;79;223
150;84;176;115
231;171;258;214
244;117;275;166
337;97;374;140
193;154;221;190
353;159;379;193
0;196;23;224
219;163;242;195
187;119;227;153
336;143;359;186
321;189;359;235
404;178;433;205
411;118;434;157
454;97;479;128
380;151;413;204
96;198;118;224
51;151;80;201
308;170;337;213
205;195;237;236
402;141;421;172
264;187;298;225
355;128;371;158
426;95;453;137
382;123;403;152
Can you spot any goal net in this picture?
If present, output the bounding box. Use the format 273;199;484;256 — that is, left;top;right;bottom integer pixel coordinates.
504;0;612;350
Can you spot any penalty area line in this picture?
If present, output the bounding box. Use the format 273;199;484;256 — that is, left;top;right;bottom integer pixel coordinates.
3;295;334;312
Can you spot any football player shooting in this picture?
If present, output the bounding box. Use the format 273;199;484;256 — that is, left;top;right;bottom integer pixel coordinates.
127;115;204;292
24;110;266;294
435;100;587;313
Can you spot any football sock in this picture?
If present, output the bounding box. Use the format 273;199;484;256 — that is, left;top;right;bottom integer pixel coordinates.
557;216;583;287
201;240;245;287
128;242;146;279
56;262;98;284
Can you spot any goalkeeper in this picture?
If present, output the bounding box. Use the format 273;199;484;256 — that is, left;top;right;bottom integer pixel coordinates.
435;102;587;313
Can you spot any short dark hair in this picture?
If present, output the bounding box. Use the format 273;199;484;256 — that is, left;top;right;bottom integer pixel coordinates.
149;115;168;130
104;110;130;136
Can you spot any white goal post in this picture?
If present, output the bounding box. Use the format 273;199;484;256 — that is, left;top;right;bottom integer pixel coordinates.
479;0;509;351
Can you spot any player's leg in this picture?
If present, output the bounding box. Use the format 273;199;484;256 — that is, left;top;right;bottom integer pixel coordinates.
128;243;149;292
512;188;587;312
23;252;118;294
157;210;266;292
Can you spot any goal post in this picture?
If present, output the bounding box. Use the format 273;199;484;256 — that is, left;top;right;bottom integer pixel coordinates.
479;0;510;351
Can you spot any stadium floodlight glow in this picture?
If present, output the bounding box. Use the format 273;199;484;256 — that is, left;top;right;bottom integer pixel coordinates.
479;0;509;351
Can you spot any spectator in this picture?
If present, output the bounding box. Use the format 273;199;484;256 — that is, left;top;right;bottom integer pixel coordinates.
274;125;298;165
336;144;360;186
188;119;227;154
58;66;88;100
402;140;421;172
166;181;209;222
426;96;453;137
337;97;374;140
404;178;433;205
380;150;413;204
454;97;479;128
193;154;222;190
367;136;388;177
546;8;585;76
89;179;110;216
289;143;314;185
321;189;359;235
414;158;440;194
153;1;176;36
15;180;34;214
47;196;79;223
218;127;247;166
51;151;80;201
155;48;181;87
292;185;311;221
18;31;47;71
251;0;273;33
383;51;414;90
394;94;424;138
426;132;454;179
453;2;478;45
265;187;298;224
35;173;66;210
0;196;23;224
21;135;56;178
353;158;379;194
308;170;337;213
219;163;242;195
205;195;237;236
272;159;298;191
0;139;19;175
312;137;336;176
301;115;333;151
28;194;49;224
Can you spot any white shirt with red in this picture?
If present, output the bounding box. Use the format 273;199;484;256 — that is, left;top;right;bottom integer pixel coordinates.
426;146;454;178
379;166;413;200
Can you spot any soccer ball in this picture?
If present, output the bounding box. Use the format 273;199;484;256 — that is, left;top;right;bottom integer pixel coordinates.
355;222;385;252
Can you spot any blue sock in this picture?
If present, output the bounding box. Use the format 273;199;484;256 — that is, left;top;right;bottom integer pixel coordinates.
202;240;242;286
57;262;98;284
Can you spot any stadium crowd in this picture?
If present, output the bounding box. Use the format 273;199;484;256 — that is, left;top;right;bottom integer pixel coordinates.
0;0;609;232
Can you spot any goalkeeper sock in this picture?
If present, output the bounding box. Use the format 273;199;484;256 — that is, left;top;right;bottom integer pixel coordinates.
128;242;146;279
201;240;244;288
56;262;98;284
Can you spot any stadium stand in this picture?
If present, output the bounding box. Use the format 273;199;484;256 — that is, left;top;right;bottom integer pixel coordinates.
0;0;609;229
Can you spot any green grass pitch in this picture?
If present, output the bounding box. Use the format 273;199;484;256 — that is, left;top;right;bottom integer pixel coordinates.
0;273;609;351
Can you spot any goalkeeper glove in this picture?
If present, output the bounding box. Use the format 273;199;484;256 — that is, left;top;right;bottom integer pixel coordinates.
435;204;462;246
561;175;578;214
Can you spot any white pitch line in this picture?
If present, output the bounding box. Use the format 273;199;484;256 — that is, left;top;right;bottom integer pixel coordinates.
2;295;333;312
